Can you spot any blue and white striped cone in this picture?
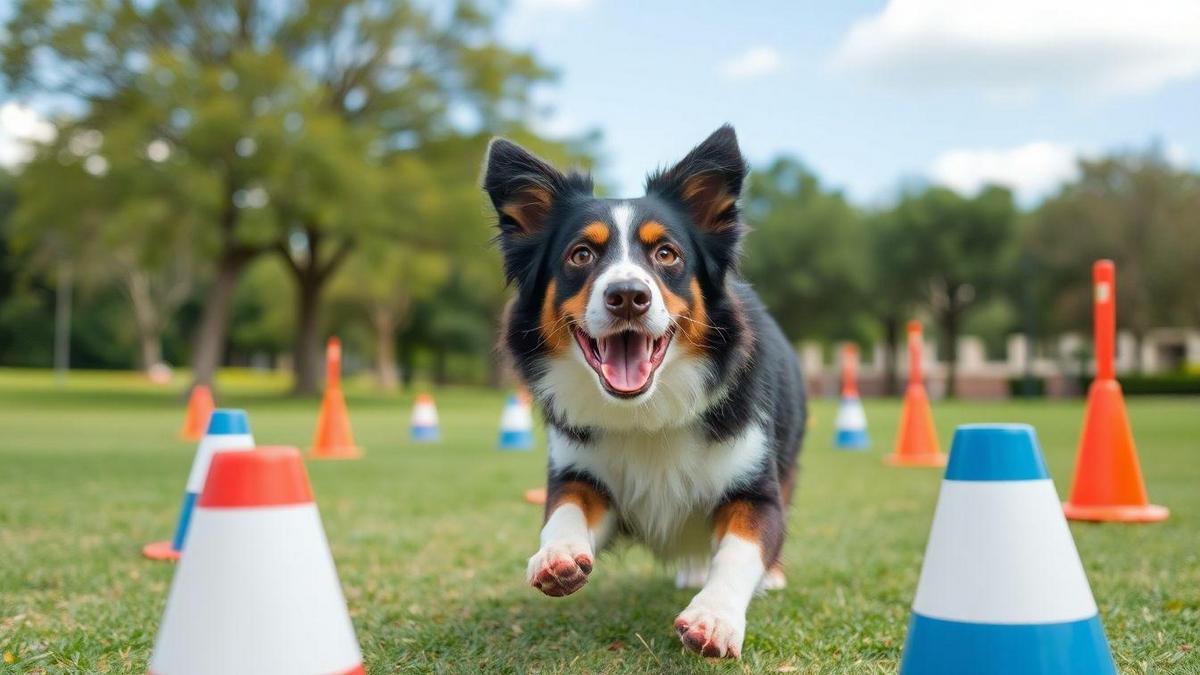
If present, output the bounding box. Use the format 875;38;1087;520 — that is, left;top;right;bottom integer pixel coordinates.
498;394;534;451
410;394;440;442
833;396;870;450
143;410;255;560
899;424;1116;675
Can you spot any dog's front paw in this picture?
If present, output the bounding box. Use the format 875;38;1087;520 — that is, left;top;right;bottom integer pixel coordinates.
674;598;746;658
526;542;593;597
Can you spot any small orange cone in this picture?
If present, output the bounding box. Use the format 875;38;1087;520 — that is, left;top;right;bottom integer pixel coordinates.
179;384;215;441
523;487;547;505
310;337;361;460
886;321;946;467
1064;260;1167;522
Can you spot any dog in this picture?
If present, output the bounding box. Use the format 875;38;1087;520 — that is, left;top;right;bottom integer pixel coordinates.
483;125;806;659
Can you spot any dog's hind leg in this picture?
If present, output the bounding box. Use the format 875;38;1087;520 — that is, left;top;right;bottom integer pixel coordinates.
674;559;709;589
674;497;783;659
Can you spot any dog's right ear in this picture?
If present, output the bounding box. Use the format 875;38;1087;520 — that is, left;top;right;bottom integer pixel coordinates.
483;139;592;283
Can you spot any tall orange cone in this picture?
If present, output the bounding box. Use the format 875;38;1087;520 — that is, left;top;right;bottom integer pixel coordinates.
310;337;361;460
1063;260;1168;522
179;384;215;441
886;321;945;467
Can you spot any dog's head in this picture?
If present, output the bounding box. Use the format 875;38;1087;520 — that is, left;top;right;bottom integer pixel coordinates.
485;126;748;425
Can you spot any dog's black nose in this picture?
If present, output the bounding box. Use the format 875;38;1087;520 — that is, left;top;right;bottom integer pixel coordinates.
604;280;652;320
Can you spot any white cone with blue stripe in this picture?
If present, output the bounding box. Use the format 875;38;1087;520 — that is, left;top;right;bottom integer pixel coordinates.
900;424;1115;674
833;396;869;450
498;394;534;451
143;409;255;560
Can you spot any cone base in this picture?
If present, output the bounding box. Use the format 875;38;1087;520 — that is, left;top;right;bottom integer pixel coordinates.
309;447;363;460
411;426;440;442
523;487;547;505
885;453;947;467
834;428;870;450
142;540;180;561
1063;501;1169;523
499;431;534;451
900;613;1115;674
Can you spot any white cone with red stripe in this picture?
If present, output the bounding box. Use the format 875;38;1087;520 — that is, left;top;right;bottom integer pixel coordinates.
410;393;440;442
149;446;364;675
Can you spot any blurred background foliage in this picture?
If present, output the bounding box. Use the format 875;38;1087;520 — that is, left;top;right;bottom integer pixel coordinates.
0;1;1197;395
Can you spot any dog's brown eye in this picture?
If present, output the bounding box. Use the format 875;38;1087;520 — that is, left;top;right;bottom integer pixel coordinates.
655;245;680;266
568;245;594;267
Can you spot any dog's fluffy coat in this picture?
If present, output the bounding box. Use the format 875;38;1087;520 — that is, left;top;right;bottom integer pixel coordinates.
484;125;806;659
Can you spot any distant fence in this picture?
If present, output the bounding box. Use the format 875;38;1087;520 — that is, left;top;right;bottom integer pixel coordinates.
802;328;1200;398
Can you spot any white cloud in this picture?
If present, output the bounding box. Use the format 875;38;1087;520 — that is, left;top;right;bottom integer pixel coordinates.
0;103;57;169
831;0;1200;97
929;142;1084;202
719;46;782;81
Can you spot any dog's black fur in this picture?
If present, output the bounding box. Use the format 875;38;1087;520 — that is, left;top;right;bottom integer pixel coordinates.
484;125;806;659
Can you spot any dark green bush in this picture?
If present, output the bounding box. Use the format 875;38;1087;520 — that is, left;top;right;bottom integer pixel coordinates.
1118;374;1200;395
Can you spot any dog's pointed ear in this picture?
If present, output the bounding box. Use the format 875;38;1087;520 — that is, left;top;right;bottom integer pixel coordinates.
645;125;747;237
484;136;592;283
483;139;593;285
483;139;590;237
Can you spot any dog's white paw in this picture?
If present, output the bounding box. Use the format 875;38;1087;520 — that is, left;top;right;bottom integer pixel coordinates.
673;597;746;658
526;541;593;597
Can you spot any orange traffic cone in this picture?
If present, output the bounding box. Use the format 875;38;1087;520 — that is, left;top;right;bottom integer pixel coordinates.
886;321;945;467
310;337;361;460
1064;261;1168;522
179;384;215;441
523;487;547;505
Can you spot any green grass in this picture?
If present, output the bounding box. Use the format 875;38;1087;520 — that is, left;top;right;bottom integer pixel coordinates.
1;369;1197;673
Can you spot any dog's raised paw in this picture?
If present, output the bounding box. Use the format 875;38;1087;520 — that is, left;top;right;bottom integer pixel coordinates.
673;600;745;658
526;543;593;597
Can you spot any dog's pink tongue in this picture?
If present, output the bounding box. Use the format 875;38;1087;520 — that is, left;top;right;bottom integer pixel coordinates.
599;333;653;392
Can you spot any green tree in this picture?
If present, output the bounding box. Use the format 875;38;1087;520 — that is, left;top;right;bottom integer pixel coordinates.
2;0;557;394
882;185;1018;397
1025;148;1200;366
741;157;871;345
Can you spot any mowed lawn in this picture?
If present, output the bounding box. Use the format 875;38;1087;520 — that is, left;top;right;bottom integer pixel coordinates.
0;369;1197;674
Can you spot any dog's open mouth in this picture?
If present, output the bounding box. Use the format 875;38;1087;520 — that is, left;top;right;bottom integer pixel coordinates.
573;326;673;398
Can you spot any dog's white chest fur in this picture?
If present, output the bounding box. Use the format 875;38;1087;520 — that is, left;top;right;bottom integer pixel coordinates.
548;423;767;558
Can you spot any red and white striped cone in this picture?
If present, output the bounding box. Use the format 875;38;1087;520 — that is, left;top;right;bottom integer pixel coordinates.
149;447;364;675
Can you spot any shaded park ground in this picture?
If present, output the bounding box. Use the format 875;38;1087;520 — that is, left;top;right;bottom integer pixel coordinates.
1;369;1197;673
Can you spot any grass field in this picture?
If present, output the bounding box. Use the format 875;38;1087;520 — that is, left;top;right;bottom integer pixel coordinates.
1;369;1197;674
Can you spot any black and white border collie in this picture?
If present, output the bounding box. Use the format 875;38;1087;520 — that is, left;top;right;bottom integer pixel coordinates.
483;126;806;659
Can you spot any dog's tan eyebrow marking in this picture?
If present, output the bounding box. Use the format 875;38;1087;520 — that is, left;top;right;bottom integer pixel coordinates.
581;221;610;246
638;220;667;244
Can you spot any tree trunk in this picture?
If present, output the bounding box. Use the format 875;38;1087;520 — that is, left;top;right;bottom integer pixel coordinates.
190;251;248;388
126;269;163;371
941;306;960;399
882;316;900;396
371;306;399;391
279;228;355;396
292;275;322;395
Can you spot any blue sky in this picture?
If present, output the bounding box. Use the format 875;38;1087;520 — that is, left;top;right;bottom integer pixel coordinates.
500;0;1200;206
3;0;1197;208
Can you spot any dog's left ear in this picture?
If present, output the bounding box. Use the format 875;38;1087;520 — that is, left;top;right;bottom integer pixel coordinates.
646;125;748;238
